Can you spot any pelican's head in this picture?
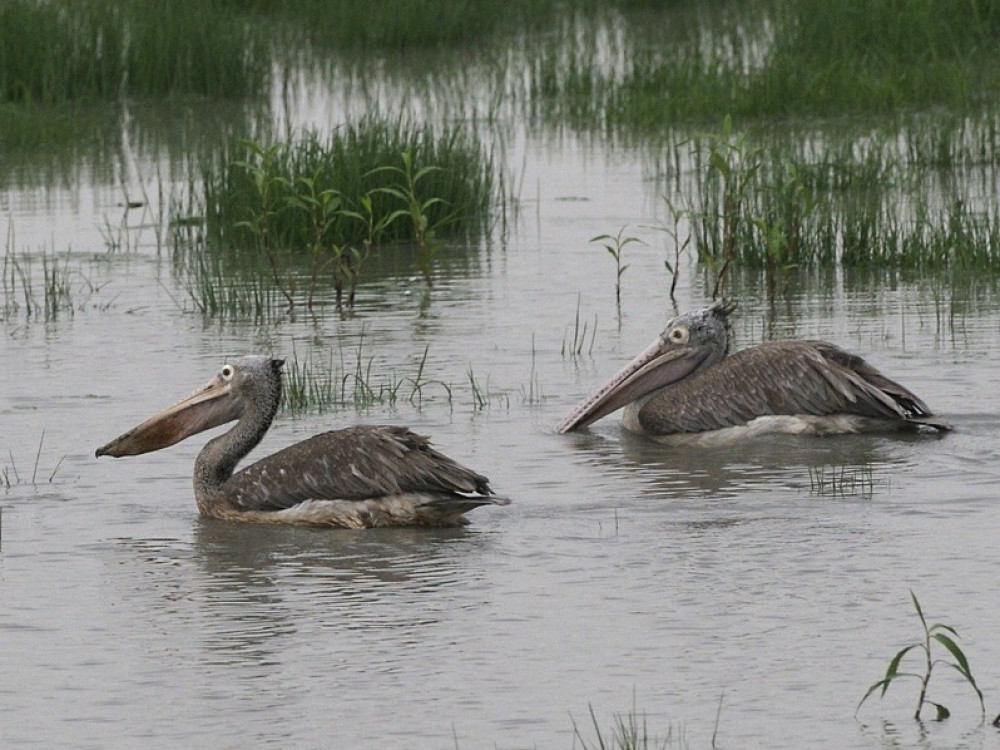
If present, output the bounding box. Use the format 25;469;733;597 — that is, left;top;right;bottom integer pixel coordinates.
96;356;285;458
555;301;735;433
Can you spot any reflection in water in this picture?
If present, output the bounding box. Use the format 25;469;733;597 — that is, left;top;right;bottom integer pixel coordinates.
108;521;490;673
560;424;942;503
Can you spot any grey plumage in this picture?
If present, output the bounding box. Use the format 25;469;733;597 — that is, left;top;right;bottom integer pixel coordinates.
636;340;937;435
97;356;507;527
557;302;950;441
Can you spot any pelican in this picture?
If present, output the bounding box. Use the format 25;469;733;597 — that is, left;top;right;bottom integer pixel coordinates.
96;356;508;527
555;301;951;444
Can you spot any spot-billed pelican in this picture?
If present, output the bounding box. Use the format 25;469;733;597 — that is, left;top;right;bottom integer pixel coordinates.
556;302;951;444
97;356;508;526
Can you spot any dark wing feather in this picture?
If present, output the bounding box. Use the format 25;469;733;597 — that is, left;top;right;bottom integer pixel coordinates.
221;425;493;511
639;340;934;434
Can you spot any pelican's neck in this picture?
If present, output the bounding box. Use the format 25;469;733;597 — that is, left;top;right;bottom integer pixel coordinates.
193;387;280;516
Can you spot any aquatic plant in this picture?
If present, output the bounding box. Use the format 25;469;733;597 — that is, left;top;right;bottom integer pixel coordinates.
369;149;453;287
590;225;644;314
571;701;685;750
466;366;509;410
561;294;598;358
857;590;985;722
0;0;266;105
190;121;497;315
658;115;1000;286
2;252;78;322
690;118;762;299
1;432;67;490
650;199;690;304
527;0;1000;130
281;337;453;414
807;464;876;498
520;335;545;405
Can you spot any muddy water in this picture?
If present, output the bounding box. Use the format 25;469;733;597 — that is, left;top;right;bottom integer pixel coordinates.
4;124;1000;750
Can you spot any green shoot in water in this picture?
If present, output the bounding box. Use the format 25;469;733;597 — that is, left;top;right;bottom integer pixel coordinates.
857;590;984;722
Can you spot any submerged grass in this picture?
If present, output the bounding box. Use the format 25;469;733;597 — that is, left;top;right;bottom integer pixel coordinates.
279;338;533;415
281;337;454;414
572;701;687;750
2;251;78;322
1;432;68;490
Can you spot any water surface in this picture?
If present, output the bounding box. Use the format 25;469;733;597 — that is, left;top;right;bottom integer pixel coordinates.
3;94;1000;750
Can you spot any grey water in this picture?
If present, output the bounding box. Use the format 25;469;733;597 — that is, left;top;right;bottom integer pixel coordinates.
4;101;1000;750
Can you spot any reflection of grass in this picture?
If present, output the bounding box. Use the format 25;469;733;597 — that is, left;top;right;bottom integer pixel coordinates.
261;0;560;51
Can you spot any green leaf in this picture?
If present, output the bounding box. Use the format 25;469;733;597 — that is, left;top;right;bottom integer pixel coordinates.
884;644;919;684
910;590;928;631
857;679;891;711
942;663;985;714
928;701;951;721
933;633;972;679
371;186;409;202
928;622;959;638
413;165;443;181
709;151;729;176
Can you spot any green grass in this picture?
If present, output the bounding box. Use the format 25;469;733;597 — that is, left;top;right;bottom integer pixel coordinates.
526;0;1000;129
177;118;499;315
571;702;687;750
0;0;268;105
858;591;985;722
202;121;496;250
258;0;561;52
280;338;454;414
647;116;1000;287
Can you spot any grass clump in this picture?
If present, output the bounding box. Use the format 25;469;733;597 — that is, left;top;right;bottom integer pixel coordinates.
188;118;497;312
280;337;452;414
572;702;686;750
858;591;985;722
642;117;1000;297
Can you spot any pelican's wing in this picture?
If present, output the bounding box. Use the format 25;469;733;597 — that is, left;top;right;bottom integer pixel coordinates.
221;425;494;511
638;340;934;434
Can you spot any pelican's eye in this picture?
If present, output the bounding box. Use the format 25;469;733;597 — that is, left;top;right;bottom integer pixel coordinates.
667;325;689;344
220;364;235;380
